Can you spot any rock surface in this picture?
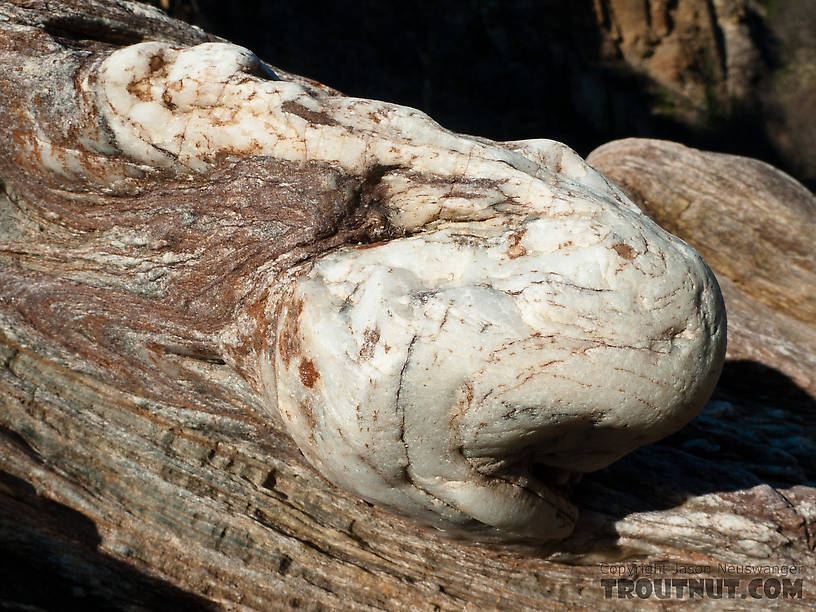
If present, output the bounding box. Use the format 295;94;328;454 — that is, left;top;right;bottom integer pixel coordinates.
595;0;763;113
588;138;816;328
0;2;813;610
55;34;727;539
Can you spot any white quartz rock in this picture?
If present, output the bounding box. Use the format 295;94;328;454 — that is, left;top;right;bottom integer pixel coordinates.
92;42;727;541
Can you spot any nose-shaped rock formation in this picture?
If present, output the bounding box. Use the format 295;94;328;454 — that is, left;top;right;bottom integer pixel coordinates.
92;42;726;540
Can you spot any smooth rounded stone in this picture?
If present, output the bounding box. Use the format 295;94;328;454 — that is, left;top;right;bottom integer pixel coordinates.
92;42;727;540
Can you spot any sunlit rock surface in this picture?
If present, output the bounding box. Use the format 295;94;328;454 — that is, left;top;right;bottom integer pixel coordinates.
92;42;726;540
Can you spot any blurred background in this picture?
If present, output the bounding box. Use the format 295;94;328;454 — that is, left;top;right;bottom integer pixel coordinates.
140;0;815;191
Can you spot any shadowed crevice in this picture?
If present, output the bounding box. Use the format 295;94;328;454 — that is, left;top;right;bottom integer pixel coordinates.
0;470;218;611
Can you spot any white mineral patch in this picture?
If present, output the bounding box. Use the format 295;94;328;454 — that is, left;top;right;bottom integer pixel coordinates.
93;42;727;540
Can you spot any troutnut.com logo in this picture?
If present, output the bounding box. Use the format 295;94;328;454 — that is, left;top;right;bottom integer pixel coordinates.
599;563;804;600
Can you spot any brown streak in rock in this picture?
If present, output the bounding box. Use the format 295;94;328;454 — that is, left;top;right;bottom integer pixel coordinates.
355;240;389;250
442;190;484;200
506;229;527;259
277;299;304;368
612;243;636;260
298;359;319;388
299;398;317;438
359;327;380;360
127;76;153;101
281;101;339;127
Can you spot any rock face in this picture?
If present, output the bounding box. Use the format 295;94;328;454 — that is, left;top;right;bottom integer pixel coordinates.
0;3;813;610
90;40;725;540
592;0;816;187
595;0;765;115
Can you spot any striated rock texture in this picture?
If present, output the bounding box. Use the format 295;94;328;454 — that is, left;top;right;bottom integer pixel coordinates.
594;0;767;115
86;37;724;540
0;2;813;610
0;28;725;543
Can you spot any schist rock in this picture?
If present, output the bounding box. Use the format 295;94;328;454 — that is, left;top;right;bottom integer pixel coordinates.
16;3;816;611
65;40;725;540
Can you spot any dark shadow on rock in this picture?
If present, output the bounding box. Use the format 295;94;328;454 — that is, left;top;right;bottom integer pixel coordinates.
560;360;815;553
0;467;216;610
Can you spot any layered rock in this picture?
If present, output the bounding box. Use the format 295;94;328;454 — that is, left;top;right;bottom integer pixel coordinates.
85;40;726;539
0;2;812;610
